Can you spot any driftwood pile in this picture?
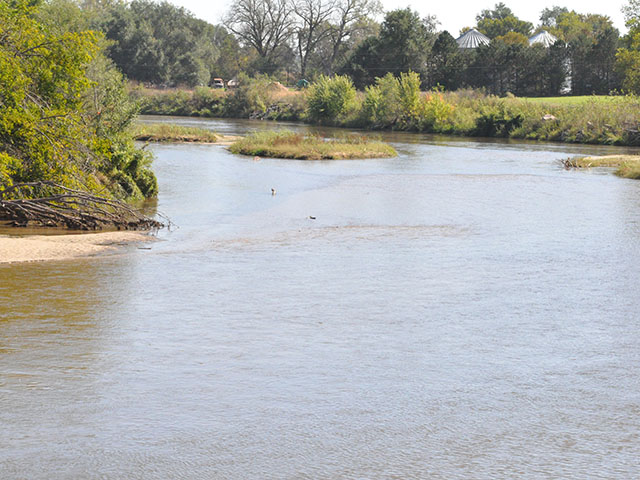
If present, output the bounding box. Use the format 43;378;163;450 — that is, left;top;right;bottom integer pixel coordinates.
0;182;163;231
561;158;579;169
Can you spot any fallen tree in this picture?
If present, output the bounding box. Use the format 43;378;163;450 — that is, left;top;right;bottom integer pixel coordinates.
0;182;163;231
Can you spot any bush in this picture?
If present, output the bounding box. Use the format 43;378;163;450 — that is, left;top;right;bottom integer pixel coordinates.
396;71;422;128
473;101;523;137
417;92;456;132
362;74;400;127
306;74;356;124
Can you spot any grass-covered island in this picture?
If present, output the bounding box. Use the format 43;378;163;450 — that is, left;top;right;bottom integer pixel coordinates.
229;131;397;160
133;124;239;144
565;155;640;179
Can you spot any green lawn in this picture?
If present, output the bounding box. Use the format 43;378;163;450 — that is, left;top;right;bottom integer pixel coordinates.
515;95;621;106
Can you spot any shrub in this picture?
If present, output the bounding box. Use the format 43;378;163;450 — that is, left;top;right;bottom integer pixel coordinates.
306;74;356;124
396;71;422;127
474;101;523;137
362;73;400;127
417;92;456;132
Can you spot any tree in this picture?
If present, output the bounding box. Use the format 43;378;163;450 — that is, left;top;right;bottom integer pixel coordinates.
293;0;335;78
340;8;437;87
623;0;640;29
476;2;533;39
540;6;569;28
224;0;294;73
93;0;224;86
616;0;640;92
212;28;249;80
378;9;438;78
339;35;380;87
552;11;620;94
325;0;382;74
0;0;156;200
427;31;465;90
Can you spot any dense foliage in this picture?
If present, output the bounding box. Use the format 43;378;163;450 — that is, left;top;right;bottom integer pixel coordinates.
341;9;437;88
38;0;243;88
617;0;640;93
476;3;533;39
101;0;240;87
0;0;156;200
340;5;621;96
137;74;640;146
306;74;356;123
33;0;638;97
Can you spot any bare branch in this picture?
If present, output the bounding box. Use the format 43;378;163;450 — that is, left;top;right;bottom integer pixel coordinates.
0;182;164;230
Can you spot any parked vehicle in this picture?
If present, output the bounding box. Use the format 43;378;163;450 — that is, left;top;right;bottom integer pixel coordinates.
212;78;224;88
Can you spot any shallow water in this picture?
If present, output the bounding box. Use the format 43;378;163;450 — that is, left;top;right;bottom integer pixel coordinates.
2;118;640;479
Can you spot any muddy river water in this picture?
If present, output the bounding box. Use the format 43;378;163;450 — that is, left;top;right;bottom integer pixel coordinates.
1;117;640;478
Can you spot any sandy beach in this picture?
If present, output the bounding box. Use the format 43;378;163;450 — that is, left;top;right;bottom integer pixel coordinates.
0;231;154;264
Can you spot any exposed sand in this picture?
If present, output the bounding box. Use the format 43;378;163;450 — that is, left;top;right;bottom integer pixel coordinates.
0;231;154;264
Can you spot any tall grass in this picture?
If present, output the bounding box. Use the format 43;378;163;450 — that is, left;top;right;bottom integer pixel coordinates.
229;131;397;160
132;124;219;143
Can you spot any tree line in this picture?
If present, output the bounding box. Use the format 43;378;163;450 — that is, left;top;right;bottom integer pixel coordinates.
33;0;640;96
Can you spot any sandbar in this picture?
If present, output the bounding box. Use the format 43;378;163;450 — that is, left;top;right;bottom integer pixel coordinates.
0;231;154;264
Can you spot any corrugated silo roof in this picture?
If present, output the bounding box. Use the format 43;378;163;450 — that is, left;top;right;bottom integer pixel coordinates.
528;30;558;47
456;29;490;49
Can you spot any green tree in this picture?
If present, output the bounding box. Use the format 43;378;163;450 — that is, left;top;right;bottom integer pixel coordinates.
428;31;465;90
551;11;620;94
340;8;437;87
339;35;380;88
616;0;640;93
98;0;221;86
377;9;437;77
539;6;569;28
0;0;156;199
476;3;533;39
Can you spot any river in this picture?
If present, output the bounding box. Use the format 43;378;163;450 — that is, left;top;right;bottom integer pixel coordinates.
1;117;640;479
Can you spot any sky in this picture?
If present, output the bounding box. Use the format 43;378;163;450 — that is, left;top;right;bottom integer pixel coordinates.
168;0;629;35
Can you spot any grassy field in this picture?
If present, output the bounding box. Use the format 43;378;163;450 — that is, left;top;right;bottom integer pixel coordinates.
517;96;616;105
229;131;397;160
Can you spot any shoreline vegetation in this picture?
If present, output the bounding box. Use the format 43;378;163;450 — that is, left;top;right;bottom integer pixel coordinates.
229;131;397;160
564;155;640;179
131;75;640;148
1;1;160;233
133;123;240;144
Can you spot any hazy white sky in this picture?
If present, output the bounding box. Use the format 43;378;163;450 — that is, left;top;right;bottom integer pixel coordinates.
169;0;629;35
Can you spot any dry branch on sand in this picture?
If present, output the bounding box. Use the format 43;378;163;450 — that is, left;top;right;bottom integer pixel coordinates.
0;182;163;230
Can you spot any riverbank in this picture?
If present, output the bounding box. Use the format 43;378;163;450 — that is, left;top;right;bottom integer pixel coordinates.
565;154;640;179
0;230;154;263
131;80;640;147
